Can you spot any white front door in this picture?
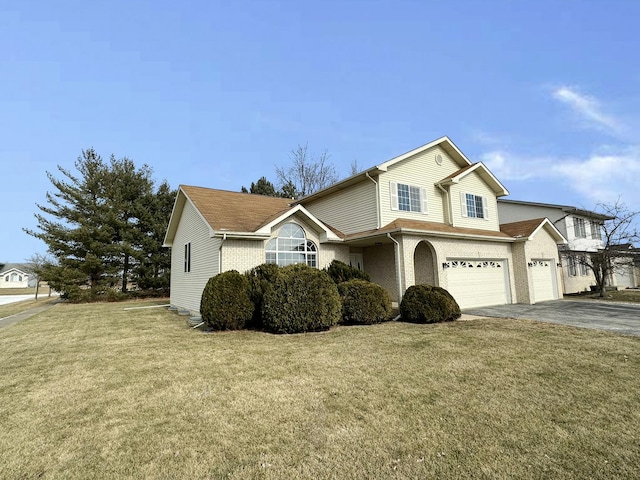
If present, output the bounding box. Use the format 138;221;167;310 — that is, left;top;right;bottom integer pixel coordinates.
349;253;364;271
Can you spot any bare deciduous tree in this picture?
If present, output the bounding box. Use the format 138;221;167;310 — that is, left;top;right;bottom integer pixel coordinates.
565;199;639;297
275;143;338;198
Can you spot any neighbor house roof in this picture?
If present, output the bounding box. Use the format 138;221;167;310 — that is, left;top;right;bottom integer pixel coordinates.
0;263;32;275
500;218;567;243
498;199;614;221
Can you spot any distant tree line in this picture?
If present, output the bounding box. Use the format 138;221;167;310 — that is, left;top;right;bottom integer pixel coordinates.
25;149;175;301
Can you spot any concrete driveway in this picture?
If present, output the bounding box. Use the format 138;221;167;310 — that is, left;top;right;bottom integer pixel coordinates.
0;294;35;306
463;299;640;336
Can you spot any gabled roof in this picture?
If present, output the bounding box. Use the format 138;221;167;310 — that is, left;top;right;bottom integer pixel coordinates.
500;218;567;244
298;136;476;204
498;199;614;221
0;263;32;275
163;186;342;246
436;162;510;197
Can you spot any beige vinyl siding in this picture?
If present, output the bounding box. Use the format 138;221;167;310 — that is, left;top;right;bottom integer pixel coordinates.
303;180;377;235
379;146;456;227
170;200;220;314
451;174;500;231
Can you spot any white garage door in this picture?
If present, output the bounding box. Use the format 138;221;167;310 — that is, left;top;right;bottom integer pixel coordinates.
530;259;557;303
615;265;635;289
445;259;510;309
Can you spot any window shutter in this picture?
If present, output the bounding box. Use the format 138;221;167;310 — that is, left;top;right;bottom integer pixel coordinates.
482;196;489;219
421;187;429;214
460;192;468;217
390;182;398;211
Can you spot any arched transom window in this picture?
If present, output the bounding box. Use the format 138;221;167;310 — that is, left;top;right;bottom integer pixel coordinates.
266;223;317;268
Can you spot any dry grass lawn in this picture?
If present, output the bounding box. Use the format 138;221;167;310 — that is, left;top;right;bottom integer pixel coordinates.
0;299;639;479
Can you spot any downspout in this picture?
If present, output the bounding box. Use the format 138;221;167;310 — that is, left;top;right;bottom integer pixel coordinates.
387;233;403;303
436;183;453;225
366;172;381;229
218;233;227;274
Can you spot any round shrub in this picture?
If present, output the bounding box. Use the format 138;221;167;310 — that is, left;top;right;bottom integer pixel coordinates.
400;284;461;324
338;279;392;325
261;264;341;334
325;259;371;284
244;263;282;329
200;270;254;330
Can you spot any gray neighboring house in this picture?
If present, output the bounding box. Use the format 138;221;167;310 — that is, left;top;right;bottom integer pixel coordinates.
496;199;637;293
0;263;37;288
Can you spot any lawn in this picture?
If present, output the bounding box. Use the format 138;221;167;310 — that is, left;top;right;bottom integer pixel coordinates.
1;300;639;479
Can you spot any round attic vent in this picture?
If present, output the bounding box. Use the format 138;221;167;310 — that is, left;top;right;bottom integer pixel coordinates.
435;154;443;165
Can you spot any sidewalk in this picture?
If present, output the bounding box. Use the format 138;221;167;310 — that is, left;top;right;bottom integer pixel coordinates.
0;300;60;330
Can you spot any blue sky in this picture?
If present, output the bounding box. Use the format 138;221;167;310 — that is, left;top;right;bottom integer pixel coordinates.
2;0;639;262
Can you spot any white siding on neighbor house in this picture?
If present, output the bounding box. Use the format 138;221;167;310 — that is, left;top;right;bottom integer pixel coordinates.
0;270;30;289
498;203;565;233
170;200;220;314
564;216;603;251
379;146;458;227
303;180;377;235
450;174;500;232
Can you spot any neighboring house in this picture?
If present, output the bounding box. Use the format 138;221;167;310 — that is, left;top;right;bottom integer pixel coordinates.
497;199;614;293
164;136;567;314
0;263;35;288
610;244;639;289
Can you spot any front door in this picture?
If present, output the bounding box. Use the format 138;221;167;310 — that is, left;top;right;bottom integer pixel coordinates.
349;253;364;271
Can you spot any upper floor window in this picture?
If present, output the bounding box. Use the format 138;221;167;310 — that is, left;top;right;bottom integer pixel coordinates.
590;222;602;240
390;182;428;214
266;223;317;268
461;193;488;219
574;218;586;238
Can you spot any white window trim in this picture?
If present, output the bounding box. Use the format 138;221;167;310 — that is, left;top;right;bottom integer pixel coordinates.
265;223;318;268
461;192;489;220
389;182;428;214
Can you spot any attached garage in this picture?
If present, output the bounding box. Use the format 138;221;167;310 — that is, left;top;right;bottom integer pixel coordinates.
445;259;511;309
530;259;558;303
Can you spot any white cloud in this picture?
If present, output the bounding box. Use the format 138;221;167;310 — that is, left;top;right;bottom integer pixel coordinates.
552;86;621;134
480;150;550;181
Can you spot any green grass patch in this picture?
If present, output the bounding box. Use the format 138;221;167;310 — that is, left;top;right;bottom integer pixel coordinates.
0;300;639;479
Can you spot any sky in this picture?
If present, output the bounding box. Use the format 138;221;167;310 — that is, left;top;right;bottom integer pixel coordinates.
1;0;639;262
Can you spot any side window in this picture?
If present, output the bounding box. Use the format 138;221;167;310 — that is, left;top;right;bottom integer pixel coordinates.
574;218;586;238
389;182;428;214
590;222;602;240
568;257;576;276
184;242;191;273
461;193;488;219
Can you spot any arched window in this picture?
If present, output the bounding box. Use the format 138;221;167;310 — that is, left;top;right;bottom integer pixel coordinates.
266;223;317;268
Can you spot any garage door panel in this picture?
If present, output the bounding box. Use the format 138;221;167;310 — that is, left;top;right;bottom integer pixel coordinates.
445;259;509;309
531;259;557;303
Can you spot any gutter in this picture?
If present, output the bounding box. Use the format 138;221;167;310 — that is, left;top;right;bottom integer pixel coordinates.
436;183;453;225
218;233;227;274
366;172;381;229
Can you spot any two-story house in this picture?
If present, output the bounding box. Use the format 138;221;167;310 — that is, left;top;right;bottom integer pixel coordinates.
164;137;566;313
497;199;615;293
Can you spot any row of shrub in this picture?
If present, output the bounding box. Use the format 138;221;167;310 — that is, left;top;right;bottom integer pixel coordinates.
199;260;460;334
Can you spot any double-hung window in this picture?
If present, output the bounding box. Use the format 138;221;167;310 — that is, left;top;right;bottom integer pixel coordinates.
574;218;586;238
461;193;488;219
579;256;589;276
568;256;576;276
590;222;602;240
390;182;428;214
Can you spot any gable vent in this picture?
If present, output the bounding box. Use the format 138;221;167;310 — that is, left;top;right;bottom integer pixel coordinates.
435;154;443;165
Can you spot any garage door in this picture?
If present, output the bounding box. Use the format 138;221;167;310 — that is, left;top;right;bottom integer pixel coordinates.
445;259;510;309
530;259;557;303
615;265;636;289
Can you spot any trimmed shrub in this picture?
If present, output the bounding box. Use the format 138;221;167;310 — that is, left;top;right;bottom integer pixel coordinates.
338;279;392;325
325;260;371;284
262;264;341;334
200;270;254;330
245;263;282;329
400;284;461;324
